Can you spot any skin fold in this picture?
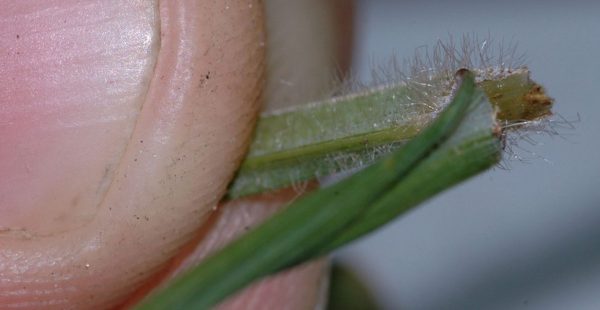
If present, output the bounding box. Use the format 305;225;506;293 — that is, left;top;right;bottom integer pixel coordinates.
0;0;352;309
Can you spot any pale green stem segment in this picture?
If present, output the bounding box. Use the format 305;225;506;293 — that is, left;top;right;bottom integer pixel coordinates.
227;70;550;199
135;73;501;309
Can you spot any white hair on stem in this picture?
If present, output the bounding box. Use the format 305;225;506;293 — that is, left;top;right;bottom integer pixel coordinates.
228;35;565;198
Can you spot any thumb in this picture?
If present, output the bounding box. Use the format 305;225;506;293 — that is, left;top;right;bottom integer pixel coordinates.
1;1;264;308
124;0;355;308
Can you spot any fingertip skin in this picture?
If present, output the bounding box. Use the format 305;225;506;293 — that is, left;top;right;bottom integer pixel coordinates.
0;0;161;236
118;187;328;310
0;1;265;309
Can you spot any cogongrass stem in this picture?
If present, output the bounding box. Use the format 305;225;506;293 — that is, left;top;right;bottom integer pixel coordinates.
227;69;551;199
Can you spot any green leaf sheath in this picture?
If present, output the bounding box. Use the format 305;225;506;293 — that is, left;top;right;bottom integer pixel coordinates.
135;74;497;309
227;70;551;199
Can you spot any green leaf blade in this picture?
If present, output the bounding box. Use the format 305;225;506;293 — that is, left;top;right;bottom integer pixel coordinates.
136;73;502;309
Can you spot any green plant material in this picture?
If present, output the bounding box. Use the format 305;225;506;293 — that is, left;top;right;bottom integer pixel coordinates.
327;263;380;310
227;69;552;199
321;83;500;253
135;72;502;309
